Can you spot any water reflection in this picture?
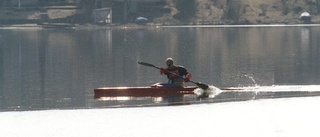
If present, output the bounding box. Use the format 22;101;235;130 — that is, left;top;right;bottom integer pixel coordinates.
95;96;192;107
300;27;310;46
0;26;320;111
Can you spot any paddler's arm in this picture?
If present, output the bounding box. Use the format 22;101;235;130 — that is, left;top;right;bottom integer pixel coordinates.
160;68;168;75
178;66;191;82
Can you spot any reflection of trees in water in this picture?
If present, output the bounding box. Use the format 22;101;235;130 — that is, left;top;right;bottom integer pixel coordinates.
2;27;320;110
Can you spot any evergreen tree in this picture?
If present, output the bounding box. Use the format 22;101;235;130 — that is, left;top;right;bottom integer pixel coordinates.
174;0;196;22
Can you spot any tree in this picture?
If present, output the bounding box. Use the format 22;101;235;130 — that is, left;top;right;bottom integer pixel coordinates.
317;0;320;13
174;0;196;22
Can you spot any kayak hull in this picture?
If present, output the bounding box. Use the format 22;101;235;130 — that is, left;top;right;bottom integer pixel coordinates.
94;86;197;98
94;85;320;99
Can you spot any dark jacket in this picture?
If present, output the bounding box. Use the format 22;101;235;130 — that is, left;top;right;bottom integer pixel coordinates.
165;65;188;84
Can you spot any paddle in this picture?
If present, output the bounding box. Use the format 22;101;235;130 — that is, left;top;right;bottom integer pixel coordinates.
138;61;209;90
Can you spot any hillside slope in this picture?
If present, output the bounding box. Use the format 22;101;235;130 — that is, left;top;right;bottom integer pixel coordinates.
191;0;320;24
1;0;319;25
154;0;320;25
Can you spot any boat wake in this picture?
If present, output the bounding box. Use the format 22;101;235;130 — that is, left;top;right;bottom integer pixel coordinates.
193;85;320;101
193;86;223;98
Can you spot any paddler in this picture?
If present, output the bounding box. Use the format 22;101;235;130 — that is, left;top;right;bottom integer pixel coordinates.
158;58;191;87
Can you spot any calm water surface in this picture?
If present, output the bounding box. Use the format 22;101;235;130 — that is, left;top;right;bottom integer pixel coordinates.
0;26;319;111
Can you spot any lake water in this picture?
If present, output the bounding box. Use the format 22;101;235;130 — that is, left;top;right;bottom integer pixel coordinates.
0;26;320;111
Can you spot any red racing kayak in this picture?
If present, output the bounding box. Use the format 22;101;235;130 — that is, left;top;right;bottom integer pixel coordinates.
94;85;320;99
94;86;198;98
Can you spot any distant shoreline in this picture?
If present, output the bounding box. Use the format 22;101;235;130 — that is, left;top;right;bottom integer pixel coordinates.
160;24;320;28
1;23;320;30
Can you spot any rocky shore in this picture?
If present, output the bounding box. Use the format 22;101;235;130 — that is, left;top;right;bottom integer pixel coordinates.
1;0;320;28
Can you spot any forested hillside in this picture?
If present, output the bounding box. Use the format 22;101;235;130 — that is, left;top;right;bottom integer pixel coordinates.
0;0;319;25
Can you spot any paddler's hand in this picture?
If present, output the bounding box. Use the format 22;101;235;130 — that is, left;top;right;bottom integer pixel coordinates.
184;73;191;82
160;68;167;75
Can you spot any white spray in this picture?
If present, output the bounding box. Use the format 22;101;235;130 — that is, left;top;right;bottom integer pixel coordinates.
193;86;223;98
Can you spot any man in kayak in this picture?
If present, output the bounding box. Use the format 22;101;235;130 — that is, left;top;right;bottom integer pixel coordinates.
158;58;191;87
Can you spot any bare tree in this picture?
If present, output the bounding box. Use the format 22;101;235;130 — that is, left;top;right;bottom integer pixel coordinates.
317;0;320;13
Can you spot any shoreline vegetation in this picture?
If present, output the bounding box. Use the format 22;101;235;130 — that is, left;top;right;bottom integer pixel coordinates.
2;23;320;30
1;0;320;29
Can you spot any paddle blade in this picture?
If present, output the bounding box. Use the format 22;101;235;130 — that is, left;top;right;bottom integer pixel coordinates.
138;61;158;68
195;82;209;90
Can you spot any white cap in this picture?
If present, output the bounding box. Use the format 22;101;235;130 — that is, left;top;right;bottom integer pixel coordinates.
166;58;174;66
